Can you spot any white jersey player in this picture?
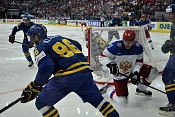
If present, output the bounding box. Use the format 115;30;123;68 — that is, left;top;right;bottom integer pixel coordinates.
80;16;87;31
99;29;159;105
138;14;154;50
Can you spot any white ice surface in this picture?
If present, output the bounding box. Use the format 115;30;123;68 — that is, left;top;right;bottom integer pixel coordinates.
0;24;171;117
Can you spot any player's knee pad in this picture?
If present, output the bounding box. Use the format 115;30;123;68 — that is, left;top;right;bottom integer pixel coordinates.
146;67;159;83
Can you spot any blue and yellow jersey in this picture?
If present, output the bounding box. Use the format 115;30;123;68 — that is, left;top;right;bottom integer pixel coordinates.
11;22;35;37
34;35;90;85
129;19;140;26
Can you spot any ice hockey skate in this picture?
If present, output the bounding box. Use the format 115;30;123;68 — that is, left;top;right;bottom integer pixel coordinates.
99;84;111;95
135;88;152;97
28;61;34;68
159;103;175;117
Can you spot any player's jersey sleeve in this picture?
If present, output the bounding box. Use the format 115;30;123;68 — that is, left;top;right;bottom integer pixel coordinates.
132;42;143;73
11;23;23;35
130;19;140;26
99;41;120;66
34;47;54;86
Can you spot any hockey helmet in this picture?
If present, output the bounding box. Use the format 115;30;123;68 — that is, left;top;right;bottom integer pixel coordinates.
28;24;47;45
141;14;146;18
128;12;135;16
123;29;135;41
166;4;175;13
21;14;31;20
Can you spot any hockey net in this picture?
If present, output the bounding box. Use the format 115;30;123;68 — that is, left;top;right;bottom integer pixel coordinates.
87;26;163;85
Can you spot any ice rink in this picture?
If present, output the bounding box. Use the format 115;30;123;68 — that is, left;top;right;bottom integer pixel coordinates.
0;24;171;117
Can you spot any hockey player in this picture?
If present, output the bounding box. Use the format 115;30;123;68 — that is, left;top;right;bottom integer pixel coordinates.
8;14;35;68
99;29;159;105
138;14;154;50
159;4;175;115
128;12;140;26
107;12;122;45
80;16;87;31
20;24;120;117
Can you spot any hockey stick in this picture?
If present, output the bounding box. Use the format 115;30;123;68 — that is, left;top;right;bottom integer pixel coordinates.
119;72;166;94
0;97;21;114
14;41;35;47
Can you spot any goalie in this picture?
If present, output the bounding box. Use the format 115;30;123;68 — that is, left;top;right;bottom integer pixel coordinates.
99;29;159;105
86;30;109;76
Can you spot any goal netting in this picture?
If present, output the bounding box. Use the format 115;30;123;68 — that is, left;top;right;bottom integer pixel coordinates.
87;26;163;85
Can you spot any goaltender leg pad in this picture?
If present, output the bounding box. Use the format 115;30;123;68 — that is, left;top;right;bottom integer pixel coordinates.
114;78;129;96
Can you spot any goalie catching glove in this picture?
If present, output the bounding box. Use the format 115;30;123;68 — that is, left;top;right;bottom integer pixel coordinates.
106;63;119;75
21;81;43;103
9;35;15;43
130;71;140;85
161;40;175;54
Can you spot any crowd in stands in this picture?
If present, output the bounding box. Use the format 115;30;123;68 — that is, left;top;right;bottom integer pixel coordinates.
0;0;173;22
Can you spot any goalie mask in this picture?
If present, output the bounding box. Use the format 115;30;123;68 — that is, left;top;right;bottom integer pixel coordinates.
28;24;47;46
166;4;175;22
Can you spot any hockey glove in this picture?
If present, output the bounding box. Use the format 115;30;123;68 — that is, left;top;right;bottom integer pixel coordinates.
131;71;140;85
106;63;119;76
28;41;34;48
161;44;169;54
21;81;43;103
9;35;15;43
161;40;175;54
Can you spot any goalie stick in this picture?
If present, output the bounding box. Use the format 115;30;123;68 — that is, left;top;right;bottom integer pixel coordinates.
0;97;21;114
118;72;166;94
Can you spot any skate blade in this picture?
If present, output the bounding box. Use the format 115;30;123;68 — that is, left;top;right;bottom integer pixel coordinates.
159;110;175;117
135;92;152;97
